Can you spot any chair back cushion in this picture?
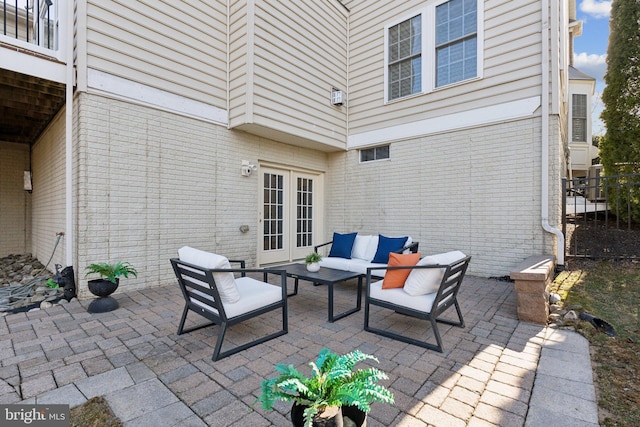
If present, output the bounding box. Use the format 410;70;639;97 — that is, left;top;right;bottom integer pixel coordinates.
178;246;241;303
403;251;467;296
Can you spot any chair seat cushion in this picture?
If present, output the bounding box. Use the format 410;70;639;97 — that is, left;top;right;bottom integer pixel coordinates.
178;246;241;303
403;251;467;296
191;277;283;319
370;279;436;313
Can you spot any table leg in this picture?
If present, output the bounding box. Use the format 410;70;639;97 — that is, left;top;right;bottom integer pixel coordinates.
328;276;363;322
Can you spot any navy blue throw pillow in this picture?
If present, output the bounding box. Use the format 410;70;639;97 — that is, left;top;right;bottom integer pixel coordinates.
371;235;408;264
328;232;358;258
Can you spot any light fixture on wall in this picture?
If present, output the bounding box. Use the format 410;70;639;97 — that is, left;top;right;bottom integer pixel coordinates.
331;88;344;106
241;160;257;177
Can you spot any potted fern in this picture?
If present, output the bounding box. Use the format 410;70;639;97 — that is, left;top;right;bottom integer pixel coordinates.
304;252;322;272
85;261;137;313
258;348;394;427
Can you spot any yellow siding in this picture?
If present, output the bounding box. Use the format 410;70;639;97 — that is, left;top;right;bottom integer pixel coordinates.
85;0;227;109
228;0;348;150
347;0;544;134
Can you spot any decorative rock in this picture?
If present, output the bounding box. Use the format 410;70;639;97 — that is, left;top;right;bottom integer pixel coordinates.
549;293;562;304
548;313;562;322
549;304;562;313
40;301;53;309
564;310;578;320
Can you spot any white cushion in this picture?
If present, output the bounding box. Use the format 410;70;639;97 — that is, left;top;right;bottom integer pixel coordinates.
178;246;241;304
191;277;283;318
402;237;414;254
403;251;466;296
319;256;352;271
370;279;436;313
351;235;372;260
348;259;388;277
363;235;380;262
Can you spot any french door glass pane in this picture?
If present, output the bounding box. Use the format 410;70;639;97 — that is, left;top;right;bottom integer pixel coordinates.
296;177;313;249
263;173;284;251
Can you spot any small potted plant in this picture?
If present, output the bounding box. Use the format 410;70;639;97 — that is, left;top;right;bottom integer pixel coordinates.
85;261;137;313
304;252;322;272
258;348;394;427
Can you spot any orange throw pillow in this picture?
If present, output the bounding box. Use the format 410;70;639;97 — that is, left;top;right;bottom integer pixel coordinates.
382;252;421;289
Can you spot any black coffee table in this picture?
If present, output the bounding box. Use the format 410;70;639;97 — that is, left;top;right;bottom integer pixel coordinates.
266;263;363;322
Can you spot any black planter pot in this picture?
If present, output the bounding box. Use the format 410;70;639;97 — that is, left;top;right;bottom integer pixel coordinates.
87;278;119;313
291;404;367;427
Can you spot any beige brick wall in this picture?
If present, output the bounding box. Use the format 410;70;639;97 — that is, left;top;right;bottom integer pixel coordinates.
75;93;329;298
326;116;563;278
31;109;67;272
0;142;31;257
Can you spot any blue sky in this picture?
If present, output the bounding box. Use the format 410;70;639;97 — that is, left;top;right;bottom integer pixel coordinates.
573;0;612;135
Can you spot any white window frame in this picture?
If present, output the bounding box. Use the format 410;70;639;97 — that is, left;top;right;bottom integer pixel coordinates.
570;93;588;143
384;0;484;102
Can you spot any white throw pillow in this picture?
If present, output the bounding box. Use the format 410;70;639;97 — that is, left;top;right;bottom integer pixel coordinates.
351;235;371;260
363;235;379;262
403;251;466;296
178;246;241;304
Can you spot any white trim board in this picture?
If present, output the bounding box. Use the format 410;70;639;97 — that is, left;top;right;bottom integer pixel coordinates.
348;96;541;148
87;69;228;125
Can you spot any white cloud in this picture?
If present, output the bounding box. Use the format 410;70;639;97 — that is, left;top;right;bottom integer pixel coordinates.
574;52;607;81
579;0;612;19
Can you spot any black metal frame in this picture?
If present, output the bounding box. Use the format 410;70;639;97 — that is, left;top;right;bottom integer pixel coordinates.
363;255;471;353
170;258;288;361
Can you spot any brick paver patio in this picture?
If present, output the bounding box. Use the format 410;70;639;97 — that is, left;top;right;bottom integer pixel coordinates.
0;275;597;426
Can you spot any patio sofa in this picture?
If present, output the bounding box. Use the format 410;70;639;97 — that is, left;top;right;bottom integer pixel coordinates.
314;232;419;277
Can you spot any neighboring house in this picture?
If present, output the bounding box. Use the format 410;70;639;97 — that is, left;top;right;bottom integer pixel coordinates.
0;0;592;297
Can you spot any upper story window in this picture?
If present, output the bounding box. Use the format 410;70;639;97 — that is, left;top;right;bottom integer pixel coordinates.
388;16;422;100
571;94;588;142
385;0;483;102
435;0;478;87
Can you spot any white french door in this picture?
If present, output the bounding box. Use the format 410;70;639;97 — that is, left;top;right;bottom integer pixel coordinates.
259;166;323;265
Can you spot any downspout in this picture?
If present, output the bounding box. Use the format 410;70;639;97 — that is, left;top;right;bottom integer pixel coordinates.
541;0;565;266
65;0;74;268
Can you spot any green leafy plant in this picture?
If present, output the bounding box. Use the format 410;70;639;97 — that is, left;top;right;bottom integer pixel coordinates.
258;348;394;427
85;262;137;284
304;252;322;264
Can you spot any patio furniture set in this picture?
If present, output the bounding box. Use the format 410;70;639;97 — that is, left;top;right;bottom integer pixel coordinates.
170;232;471;361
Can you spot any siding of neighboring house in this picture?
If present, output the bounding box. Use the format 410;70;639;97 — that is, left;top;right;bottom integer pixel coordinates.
0;142;32;257
347;0;543;136
228;0;348;150
31;110;66;269
74;93;328;298
83;0;227;111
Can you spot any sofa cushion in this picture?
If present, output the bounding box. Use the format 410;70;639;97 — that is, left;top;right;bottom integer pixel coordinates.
403;251;467;296
319;256;352;271
347;258;388;276
382;252;421;289
178;246;241;304
352;234;373;260
328;232;357;259
371;235;408;264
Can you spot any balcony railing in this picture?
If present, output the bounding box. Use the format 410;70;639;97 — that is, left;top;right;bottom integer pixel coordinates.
2;0;57;51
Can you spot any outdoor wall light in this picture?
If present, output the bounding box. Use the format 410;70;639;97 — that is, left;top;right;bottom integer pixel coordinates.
241;160;257;177
331;88;344;106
